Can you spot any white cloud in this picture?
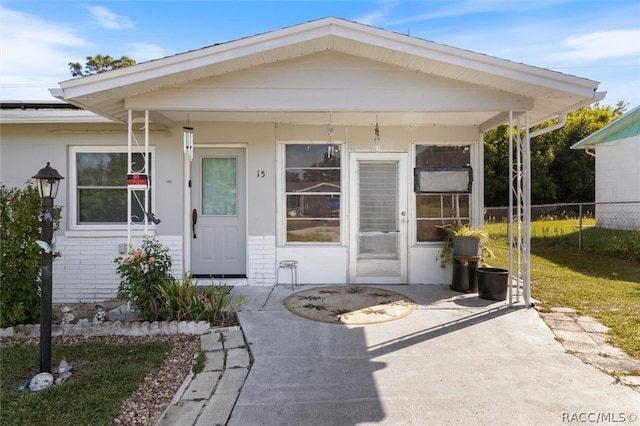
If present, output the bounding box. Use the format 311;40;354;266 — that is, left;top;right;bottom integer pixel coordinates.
545;29;640;63
127;43;172;62
0;7;91;99
386;0;556;27
85;5;134;30
355;10;386;26
353;0;400;26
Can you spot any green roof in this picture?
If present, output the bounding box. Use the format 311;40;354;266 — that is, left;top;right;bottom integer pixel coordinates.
571;105;640;149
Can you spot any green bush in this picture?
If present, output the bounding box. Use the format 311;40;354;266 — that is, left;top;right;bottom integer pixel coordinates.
114;236;173;321
0;183;60;327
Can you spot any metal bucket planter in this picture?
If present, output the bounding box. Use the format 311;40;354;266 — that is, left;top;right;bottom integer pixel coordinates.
477;267;509;301
452;236;483;258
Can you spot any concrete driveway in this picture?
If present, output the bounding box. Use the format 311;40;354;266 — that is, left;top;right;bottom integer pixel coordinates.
228;285;639;425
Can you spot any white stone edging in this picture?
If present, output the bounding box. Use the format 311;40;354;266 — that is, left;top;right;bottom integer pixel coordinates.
0;320;212;338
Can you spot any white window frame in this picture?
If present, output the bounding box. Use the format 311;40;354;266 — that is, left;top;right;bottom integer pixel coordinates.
277;141;345;246
68;146;156;232
412;143;475;245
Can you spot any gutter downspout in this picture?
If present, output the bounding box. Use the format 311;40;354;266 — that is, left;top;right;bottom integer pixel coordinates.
585;149;596;158
530;113;567;138
524;113;568;308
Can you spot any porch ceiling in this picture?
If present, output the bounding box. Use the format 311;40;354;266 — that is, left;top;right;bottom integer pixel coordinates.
51;17;604;131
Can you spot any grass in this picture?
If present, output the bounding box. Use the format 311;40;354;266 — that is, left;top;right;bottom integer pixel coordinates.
192;350;207;375
485;220;640;360
0;339;170;425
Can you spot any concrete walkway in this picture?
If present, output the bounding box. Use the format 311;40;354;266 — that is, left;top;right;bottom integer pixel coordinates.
158;285;639;425
157;326;250;426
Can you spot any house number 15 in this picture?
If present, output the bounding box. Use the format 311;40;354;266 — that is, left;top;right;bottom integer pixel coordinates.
257;170;265;178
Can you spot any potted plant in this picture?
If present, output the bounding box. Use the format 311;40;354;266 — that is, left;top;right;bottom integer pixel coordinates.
438;224;492;268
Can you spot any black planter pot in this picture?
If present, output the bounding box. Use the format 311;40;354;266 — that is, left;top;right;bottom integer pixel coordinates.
477;267;509;301
450;259;479;293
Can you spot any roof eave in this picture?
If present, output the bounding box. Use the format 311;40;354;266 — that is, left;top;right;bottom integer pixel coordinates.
571;104;640;149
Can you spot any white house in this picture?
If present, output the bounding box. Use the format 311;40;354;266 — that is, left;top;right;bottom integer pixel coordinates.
1;18;604;303
571;105;640;230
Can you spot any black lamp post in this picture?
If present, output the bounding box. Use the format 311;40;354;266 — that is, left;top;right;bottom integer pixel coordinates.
32;162;64;373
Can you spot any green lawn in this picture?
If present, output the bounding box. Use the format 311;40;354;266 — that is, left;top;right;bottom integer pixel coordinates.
0;339;171;426
485;221;640;360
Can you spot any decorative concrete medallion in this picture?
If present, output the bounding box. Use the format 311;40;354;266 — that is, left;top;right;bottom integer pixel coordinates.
284;286;416;325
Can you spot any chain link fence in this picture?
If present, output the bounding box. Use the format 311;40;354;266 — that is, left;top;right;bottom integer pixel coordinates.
484;201;640;249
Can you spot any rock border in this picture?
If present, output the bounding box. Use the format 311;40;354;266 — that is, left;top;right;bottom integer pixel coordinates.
0;320;212;338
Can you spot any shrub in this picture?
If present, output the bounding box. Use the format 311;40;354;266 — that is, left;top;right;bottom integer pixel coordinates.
114;236;173;321
0;183;60;327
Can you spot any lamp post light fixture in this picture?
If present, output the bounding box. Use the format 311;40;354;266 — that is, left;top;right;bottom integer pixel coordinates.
32;162;64;373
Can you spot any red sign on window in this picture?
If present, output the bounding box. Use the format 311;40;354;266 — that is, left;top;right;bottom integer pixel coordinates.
127;174;148;186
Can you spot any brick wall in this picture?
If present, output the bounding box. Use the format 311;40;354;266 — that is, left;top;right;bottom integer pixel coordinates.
52;235;183;303
247;235;276;285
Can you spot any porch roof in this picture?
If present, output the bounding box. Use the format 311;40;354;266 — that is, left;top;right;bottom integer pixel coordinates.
50;17;604;131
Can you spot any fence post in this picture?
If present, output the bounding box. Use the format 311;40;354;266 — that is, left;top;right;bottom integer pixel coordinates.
578;203;583;251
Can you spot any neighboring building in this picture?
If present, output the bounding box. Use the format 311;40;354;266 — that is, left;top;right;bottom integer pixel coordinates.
571;105;640;230
1;18;604;303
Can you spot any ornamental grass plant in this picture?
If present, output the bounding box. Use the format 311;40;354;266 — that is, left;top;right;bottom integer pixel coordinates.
156;273;242;326
438;224;493;267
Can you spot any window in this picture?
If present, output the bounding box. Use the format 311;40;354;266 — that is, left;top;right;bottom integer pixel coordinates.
71;147;153;227
284;144;341;243
202;158;236;216
415;145;471;242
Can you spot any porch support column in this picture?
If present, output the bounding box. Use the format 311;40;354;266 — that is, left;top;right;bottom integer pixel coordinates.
508;111;531;307
523;120;532;308
126;110;151;244
127;110;133;244
183;149;191;273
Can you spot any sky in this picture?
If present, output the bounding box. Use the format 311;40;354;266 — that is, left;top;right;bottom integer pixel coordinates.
1;0;639;109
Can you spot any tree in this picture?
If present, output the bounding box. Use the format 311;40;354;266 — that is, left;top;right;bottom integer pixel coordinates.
69;54;136;77
483;125;511;207
483;103;625;207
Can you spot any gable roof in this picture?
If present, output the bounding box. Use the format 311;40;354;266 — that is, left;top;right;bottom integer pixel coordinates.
571;105;640;149
50;17;604;130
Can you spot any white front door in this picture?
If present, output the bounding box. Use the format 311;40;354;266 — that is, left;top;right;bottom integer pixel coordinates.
349;152;408;284
191;148;246;277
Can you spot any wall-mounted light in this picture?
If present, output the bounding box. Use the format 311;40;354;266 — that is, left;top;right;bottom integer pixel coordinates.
374;119;381;152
